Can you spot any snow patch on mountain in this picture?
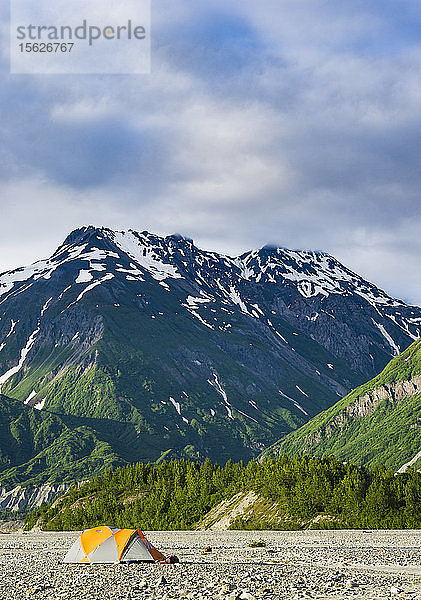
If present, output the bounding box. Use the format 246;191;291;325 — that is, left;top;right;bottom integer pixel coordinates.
6;320;17;338
386;314;421;341
187;310;214;329
75;273;114;302
79;248;120;262
208;373;233;419
237;409;258;423
58;285;72;300
40;297;53;316
0;271;36;301
0;326;40;391
112;231;182;281
33;398;46;410
227;286;249;314
372;320;401;356
116;265;145;281
275;331;288;344
169;396;181;415
169;396;189;425
185;295;212;308
75;270;93;284
250;303;264;315
0;239;124;306
279;389;309;416
0;242;118;302
24;390;37;404
183;295;215;329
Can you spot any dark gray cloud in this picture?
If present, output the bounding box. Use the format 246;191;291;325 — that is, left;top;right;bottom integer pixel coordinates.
0;0;420;305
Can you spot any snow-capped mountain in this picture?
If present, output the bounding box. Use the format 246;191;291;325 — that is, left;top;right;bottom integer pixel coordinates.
0;226;419;485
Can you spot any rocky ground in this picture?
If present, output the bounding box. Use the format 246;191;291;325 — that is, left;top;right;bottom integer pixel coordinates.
0;530;420;600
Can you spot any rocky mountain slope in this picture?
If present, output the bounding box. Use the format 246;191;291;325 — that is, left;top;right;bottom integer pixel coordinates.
0;481;70;513
267;338;421;471
0;226;420;485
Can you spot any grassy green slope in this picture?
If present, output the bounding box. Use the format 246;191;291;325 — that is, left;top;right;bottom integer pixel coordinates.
267;339;421;470
0;394;126;488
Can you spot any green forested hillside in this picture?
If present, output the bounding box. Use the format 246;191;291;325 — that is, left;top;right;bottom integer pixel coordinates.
26;456;421;531
0;394;127;487
266;339;421;470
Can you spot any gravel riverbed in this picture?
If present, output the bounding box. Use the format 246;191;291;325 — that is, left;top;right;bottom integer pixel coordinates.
0;530;420;600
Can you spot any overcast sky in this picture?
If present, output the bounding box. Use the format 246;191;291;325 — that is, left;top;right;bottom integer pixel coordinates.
1;0;420;305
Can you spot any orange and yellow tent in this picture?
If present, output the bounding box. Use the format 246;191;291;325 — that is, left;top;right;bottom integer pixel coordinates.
63;526;166;564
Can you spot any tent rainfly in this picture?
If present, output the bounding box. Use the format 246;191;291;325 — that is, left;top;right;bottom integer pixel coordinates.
63;526;166;564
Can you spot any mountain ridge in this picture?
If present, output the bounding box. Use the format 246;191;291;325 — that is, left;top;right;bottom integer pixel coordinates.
2;226;420;378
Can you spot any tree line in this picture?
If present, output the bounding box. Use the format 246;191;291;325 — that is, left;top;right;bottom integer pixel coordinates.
25;455;421;531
